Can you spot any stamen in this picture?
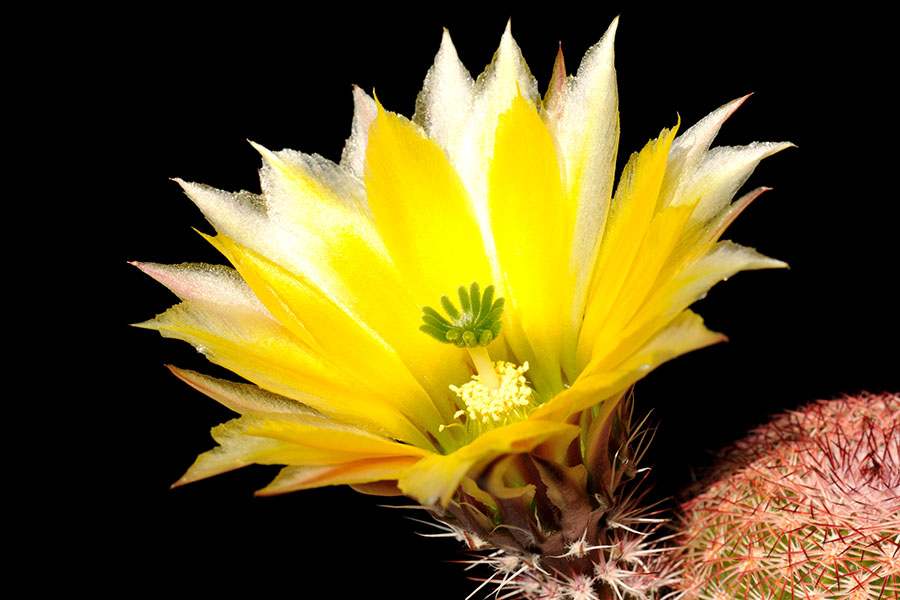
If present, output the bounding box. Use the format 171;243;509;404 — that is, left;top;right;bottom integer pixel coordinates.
450;361;534;426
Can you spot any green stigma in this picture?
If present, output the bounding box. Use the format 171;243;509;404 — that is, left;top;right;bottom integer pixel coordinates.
420;282;504;348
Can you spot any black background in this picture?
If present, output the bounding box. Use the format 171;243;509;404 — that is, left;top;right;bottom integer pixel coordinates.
84;4;898;597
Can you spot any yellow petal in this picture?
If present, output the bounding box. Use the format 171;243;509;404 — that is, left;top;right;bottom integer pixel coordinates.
172;421;278;487
488;91;569;394
581;203;695;369
398;419;579;506
421;21;538;235
257;457;420;496
135;297;431;448
534;310;725;421
174;418;284;486
242;415;431;465
176;413;425;491
181;152;430;397
577;124;678;371
612;240;787;363
251;142;474;409
210;232;457;443
540;20;620;379
167;365;320;416
364;102;493;310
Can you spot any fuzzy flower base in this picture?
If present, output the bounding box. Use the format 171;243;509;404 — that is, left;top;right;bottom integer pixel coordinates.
672;392;900;600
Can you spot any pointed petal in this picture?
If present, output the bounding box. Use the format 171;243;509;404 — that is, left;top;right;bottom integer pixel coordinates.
413;28;475;153
540;43;568;122
612;241;787;361
656;97;792;231
535;310;725;421
167;365;320;416
181;149;381;315
597;308;727;386
174;418;283;486
680;142;794;223
656;99;791;257
446;21;539;237
131;261;271;317
578;125;679;369
176;179;269;254
176;415;427;487
471;21;540;133
136;296;432;448
705;186;771;243
340;85;378;180
542;19;620;379
252;141;374;241
662;95;750;195
488;92;568;393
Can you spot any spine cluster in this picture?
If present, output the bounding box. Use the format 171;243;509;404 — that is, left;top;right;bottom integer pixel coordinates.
428;397;682;600
672;392;899;600
435;484;680;600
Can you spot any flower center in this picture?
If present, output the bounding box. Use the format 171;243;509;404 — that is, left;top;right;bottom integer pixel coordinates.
422;282;537;436
450;361;534;424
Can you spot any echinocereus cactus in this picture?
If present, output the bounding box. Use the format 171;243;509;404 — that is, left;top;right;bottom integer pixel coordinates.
133;19;789;599
673;392;900;600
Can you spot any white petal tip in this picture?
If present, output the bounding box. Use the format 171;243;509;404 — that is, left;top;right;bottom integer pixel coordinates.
129;261;178;291
174;178;200;195
248;139;279;164
129;260;159;278
500;19;515;47
606;16;620;37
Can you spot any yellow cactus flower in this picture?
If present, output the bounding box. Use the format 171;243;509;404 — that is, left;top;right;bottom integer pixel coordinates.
134;18;789;512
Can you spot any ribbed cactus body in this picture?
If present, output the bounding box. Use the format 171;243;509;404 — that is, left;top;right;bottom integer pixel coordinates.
674;392;899;600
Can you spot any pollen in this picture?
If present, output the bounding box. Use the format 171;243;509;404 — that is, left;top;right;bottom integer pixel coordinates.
450;361;534;424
